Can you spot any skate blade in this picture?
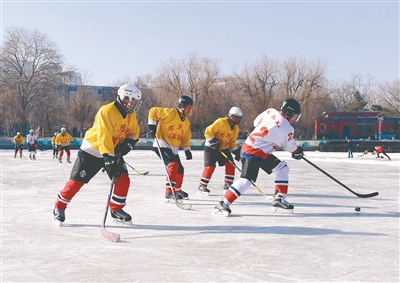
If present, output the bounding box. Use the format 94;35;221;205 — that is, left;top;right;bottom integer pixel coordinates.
212;208;230;217
165;198;184;204
197;191;210;196
112;218;133;226
271;207;294;214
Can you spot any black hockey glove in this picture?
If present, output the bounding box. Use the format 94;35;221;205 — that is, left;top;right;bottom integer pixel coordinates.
103;154;120;180
208;137;220;150
185;150;192;160
291;146;304;160
115;138;138;156
232;147;241;162
148;124;157;139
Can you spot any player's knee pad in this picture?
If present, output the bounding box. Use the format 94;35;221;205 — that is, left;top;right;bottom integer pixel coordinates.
272;160;289;180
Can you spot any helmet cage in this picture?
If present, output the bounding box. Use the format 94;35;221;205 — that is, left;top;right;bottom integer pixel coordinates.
280;99;301;122
228;107;243;124
117;84;143;114
178;96;194;110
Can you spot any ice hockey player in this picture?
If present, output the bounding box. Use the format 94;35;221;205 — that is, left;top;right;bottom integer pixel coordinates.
55;128;73;163
52;132;59;159
374;145;391;160
148;96;193;201
26;130;38;160
53;84;142;225
197;107;242;195
13;132;24;158
213;98;304;216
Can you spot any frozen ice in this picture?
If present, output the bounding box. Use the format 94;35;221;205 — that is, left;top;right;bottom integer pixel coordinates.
1;149;399;282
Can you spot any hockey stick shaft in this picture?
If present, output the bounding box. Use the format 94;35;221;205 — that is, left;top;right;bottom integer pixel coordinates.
125;162;149;175
154;137;191;210
302;157;379;198
218;149;270;199
100;178;120;242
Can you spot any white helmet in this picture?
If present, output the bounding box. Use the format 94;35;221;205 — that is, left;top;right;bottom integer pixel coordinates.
117;84;143;114
229;107;242;124
54;132;58;136
17;132;21;136
61;127;66;134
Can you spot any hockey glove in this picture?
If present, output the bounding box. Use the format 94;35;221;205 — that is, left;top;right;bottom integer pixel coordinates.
148;124;157;139
207;137;220;150
185;150;192;160
103;154;120;180
232;147;241;161
115;138;139;156
291;146;304;160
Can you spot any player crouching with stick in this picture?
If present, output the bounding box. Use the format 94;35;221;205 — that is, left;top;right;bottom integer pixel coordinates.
213;98;304;216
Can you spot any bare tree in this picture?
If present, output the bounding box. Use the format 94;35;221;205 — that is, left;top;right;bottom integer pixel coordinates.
329;75;375;112
154;53;221;132
374;79;400;116
232;56;280;114
0;27;64;133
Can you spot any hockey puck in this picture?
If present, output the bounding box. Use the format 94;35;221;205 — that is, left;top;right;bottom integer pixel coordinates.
355;207;361;212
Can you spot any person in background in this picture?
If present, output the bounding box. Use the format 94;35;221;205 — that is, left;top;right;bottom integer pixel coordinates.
148;96;193;201
13;132;24;159
374;145;391;160
213;98;304;216
347;139;354;158
52;132;59;159
56;127;74;163
26;130;38;160
197;107;242;196
53;84;142;224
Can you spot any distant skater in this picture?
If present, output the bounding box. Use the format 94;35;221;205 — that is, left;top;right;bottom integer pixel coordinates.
374;145;391;160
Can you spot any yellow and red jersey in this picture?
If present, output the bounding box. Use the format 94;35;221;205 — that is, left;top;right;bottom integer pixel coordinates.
13;135;24;145
148;107;191;153
51;136;57;146
82;101;140;157
55;132;73;147
204;117;239;150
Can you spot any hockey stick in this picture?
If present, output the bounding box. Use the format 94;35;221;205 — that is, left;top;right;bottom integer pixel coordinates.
125;162;149;175
100;177;120;242
154;137;192;210
218;149;271;200
302;157;379;198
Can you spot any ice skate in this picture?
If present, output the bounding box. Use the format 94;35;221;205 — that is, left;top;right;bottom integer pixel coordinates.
110;209;132;225
197;185;210;196
165;191;184;203
58;157;62;163
177;190;189;200
67;157;71;164
271;194;294;214
212;200;231;216
53;207;65;226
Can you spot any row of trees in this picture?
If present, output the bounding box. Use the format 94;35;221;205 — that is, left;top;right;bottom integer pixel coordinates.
1;27;399;139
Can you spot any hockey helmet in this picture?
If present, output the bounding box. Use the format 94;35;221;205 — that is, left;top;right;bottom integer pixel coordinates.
280;98;302;122
117;84;143;114
178;96;194;109
228;107;242;124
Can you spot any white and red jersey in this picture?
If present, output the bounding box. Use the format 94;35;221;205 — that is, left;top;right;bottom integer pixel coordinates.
26;134;38;146
241;108;297;161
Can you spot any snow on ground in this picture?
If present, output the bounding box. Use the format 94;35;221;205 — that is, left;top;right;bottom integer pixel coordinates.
1;149;399;282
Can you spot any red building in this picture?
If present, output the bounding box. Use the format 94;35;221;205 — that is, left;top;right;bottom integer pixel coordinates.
314;112;400;140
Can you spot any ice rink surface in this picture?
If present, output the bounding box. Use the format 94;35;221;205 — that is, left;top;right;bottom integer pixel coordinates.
1;149;399;283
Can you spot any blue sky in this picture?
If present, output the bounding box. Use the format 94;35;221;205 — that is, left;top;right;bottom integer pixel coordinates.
1;1;399;86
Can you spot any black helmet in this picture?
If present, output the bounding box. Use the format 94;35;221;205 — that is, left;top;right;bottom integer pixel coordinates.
280;98;301;122
178;96;194;109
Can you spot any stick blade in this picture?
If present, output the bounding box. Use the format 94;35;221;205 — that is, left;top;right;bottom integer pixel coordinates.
356;191;379;198
142;171;149;175
101;226;120;242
